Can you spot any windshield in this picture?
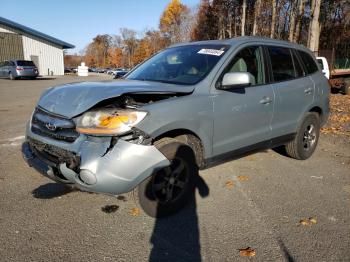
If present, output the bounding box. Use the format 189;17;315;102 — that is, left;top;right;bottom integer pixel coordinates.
17;60;35;66
127;44;230;85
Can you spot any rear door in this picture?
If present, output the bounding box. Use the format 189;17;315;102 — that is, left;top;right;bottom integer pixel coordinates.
266;46;314;138
212;45;274;156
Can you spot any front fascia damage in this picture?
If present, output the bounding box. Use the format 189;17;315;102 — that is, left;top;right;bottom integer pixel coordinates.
59;138;170;195
24;90;193;195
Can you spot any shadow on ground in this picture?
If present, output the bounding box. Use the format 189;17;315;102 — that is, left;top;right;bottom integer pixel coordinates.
32;183;73;199
149;175;209;262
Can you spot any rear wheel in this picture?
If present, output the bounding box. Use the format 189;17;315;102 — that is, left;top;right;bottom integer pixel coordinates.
285;113;320;160
342;82;349;95
134;137;197;218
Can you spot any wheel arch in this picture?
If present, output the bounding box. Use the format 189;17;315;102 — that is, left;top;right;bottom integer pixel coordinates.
308;105;326;125
152;128;206;168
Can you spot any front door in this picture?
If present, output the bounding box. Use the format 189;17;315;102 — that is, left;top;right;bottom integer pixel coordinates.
212;45;274;156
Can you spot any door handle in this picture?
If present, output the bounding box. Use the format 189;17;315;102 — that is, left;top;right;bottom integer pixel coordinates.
304;87;313;94
260;96;272;105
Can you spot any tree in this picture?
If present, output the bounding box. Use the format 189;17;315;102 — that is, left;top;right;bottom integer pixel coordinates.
108;47;123;67
159;0;191;43
294;0;306;43
241;0;247;36
288;1;297;42
308;0;322;54
270;0;277;38
120;28;137;67
132;39;152;65
84;34;112;67
252;0;262;35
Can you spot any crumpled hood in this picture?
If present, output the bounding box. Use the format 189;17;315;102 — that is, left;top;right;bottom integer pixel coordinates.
38;80;194;118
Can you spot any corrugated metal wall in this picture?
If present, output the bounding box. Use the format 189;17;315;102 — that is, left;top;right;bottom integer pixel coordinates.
0;24;65;76
0;32;24;61
22;34;64;75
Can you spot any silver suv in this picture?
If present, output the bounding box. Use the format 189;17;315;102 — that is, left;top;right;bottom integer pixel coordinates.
0;60;38;80
22;37;329;217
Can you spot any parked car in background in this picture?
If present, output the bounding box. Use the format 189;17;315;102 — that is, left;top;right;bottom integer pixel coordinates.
22;37;329;218
111;68;126;75
96;68;106;73
317;56;350;95
64;67;73;74
0;60;38;80
316;57;330;79
114;70;128;79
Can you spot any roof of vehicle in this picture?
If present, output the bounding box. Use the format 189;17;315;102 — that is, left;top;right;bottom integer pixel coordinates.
171;36;310;52
0;17;74;49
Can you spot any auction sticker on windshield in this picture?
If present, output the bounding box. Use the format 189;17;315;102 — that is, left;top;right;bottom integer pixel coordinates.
198;49;225;56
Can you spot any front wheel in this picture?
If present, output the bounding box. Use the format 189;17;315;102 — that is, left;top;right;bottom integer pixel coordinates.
134;138;197;218
285;112;320;160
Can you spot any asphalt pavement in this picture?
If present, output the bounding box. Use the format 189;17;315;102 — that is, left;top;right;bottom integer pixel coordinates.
0;75;349;261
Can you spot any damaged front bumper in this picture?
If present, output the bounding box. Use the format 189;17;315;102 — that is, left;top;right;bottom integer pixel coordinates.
22;123;170;195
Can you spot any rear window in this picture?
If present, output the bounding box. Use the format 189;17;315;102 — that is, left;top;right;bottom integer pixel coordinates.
267;46;295;82
16;60;35;66
297;51;318;74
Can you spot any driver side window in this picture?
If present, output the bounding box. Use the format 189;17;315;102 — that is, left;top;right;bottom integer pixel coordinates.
222;46;265;86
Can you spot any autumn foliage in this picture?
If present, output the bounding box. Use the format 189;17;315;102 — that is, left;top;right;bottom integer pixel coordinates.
69;0;349;70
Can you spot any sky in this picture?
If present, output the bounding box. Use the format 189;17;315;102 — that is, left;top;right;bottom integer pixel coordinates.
0;0;200;54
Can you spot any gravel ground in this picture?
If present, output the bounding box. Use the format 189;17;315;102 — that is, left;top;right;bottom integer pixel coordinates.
0;75;349;261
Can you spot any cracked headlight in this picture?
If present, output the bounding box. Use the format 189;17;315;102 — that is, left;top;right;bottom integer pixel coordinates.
76;109;147;135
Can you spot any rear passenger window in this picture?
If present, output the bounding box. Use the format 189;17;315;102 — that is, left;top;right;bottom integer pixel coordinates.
297;51;319;74
292;51;304;77
267;47;295;82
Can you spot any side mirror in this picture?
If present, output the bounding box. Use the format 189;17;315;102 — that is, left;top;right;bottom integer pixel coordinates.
220;72;255;90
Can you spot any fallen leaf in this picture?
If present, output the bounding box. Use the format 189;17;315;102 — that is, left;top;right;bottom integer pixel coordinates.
131;208;140;216
299;219;311;226
309;217;317;224
299;217;317;226
225;180;234;189
237;175;249;181
239;247;256;257
101;205;119;214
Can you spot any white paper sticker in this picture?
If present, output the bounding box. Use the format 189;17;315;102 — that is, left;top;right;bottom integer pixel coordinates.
197;49;225;56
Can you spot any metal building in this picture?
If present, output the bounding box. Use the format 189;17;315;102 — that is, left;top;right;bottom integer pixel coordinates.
0;17;74;76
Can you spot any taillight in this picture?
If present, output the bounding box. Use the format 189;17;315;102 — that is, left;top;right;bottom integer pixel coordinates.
16;67;24;71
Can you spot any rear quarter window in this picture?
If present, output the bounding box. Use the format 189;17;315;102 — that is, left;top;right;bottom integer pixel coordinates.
267;46;295;82
297;51;319;74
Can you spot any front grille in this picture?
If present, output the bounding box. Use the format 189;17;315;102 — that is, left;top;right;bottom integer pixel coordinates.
28;138;80;170
31;108;79;143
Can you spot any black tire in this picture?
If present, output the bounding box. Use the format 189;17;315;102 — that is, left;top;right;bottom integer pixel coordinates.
134;137;197;218
342;81;350;95
285;112;320;160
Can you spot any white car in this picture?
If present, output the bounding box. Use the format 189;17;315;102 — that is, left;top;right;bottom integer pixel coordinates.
316;57;330;79
111;68;126;75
